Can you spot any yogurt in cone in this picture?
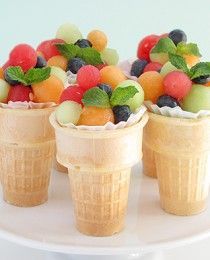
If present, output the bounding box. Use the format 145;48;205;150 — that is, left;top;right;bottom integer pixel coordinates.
50;112;148;236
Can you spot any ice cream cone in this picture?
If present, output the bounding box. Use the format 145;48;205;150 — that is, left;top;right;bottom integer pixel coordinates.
142;125;157;178
146;112;210;216
0;107;55;207
50;112;148;236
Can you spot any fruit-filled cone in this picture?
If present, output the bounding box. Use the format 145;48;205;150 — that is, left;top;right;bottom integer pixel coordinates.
142;125;157;178
50;112;148;236
145;112;210;216
0;107;55;207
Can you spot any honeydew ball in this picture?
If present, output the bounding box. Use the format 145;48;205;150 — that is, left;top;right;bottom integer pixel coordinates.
56;23;82;44
100;48;119;65
0;79;11;103
56;101;82;125
160;61;178;77
116;80;144;112
50;66;67;85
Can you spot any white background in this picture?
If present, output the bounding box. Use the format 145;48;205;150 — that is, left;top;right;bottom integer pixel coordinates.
1;0;210;259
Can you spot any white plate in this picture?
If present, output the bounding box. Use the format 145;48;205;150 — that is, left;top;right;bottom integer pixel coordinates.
0;163;210;255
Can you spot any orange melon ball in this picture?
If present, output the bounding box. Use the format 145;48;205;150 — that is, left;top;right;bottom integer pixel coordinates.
205;82;210;87
87;30;108;51
47;55;68;70
32;75;64;103
183;54;199;67
100;65;127;89
77;106;114;126
0;67;4;79
138;71;164;103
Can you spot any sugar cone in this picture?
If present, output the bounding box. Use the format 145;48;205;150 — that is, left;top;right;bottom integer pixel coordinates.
0;107;55;207
146;112;210;216
142;125;157;178
50;112;148;236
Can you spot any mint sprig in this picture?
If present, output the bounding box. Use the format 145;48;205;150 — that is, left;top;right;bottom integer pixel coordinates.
6;66;27;85
56;44;80;60
190;62;210;79
82;87;110;108
176;42;201;57
6;66;51;85
151;37;177;54
82;85;138;108
56;43;103;65
168;53;190;75
169;54;210;80
110;86;138;107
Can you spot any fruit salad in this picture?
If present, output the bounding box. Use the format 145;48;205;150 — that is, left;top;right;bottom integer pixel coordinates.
0;23;120;106
121;29;210;114
56;64;145;126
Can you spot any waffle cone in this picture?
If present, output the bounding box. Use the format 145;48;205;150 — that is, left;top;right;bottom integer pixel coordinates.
146;112;210;216
0;107;55;207
50;112;148;236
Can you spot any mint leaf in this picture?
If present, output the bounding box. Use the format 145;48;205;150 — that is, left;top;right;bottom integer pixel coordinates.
169;53;190;75
110;86;138;107
56;43;80;60
151;37;176;54
6;66;27;85
190;62;210;79
82;87;110;108
78;47;103;65
25;67;51;84
176;42;201;57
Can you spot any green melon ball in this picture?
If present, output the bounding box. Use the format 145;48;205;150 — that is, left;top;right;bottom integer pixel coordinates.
100;48;119;65
182;84;210;113
160;61;178;77
56;101;82;125
50;66;67;85
150;52;169;65
56;23;82;44
116;80;144;112
0;79;11;103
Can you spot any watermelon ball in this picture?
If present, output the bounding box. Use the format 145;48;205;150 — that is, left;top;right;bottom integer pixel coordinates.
77;65;101;90
36;38;65;60
143;62;162;73
9;44;37;72
137;34;160;61
163;71;192;100
59;85;85;105
8;85;32;102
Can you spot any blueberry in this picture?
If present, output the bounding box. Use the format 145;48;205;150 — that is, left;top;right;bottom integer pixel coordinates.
156;95;180;108
98;83;112;98
74;39;92;48
4;68;20;86
35;56;47;68
193;75;209;84
67;58;86;74
112;105;132;124
168;29;187;46
130;59;148;77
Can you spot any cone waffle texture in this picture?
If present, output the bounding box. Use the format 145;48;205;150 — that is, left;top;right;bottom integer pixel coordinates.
145;112;210;216
0;107;55;207
142;126;157;178
50;112;148;236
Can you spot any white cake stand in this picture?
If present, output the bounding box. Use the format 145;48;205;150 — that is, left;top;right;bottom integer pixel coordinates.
0;163;210;260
